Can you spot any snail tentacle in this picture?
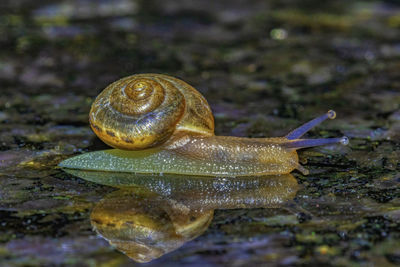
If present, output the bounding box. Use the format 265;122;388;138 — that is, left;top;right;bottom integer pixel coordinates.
283;136;349;149
286;110;336;140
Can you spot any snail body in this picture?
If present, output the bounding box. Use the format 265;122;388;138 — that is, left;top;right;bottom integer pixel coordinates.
59;74;348;176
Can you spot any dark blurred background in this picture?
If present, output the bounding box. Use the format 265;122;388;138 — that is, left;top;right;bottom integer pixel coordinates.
1;1;400;266
1;0;400;127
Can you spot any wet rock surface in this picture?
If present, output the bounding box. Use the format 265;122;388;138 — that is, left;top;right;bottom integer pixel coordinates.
0;0;399;266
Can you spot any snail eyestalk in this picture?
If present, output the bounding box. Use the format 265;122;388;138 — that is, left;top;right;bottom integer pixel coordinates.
286;110;336;140
284;136;349;149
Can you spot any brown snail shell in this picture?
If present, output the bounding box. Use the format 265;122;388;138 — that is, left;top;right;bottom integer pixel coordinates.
89;74;214;150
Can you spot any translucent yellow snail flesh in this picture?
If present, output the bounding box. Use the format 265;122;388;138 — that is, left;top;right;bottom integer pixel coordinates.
59;73;349;176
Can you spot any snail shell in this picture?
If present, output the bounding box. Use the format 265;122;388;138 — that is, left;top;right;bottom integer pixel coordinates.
89;74;214;150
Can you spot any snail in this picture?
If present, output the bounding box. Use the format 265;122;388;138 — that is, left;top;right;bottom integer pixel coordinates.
59;73;349;176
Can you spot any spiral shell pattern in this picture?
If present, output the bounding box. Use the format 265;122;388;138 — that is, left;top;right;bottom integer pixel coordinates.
89;74;214;150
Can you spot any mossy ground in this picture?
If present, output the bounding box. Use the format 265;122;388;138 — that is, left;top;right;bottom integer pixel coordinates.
0;0;399;266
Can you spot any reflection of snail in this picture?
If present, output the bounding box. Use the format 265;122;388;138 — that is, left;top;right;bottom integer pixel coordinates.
60;74;348;176
90;189;213;263
85;172;298;263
